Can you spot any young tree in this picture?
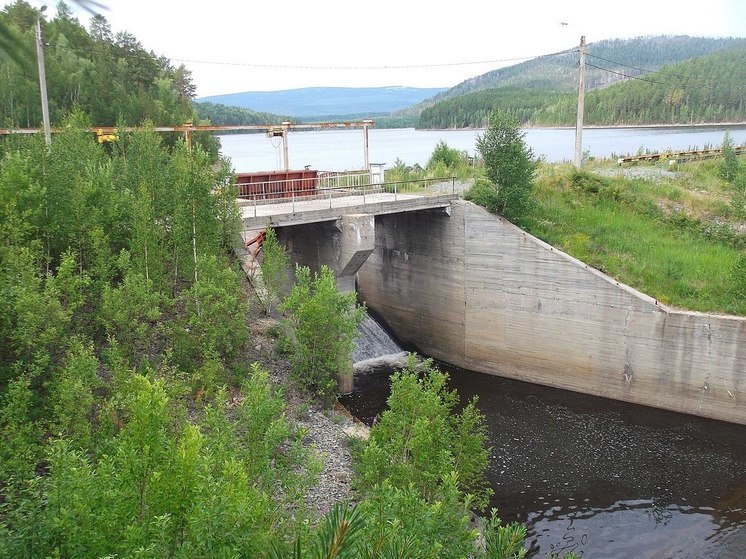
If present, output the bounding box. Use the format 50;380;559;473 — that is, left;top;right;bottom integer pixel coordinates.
474;111;537;220
719;132;740;183
427;140;463;171
356;357;492;508
259;226;290;316
280;265;364;403
172;254;249;369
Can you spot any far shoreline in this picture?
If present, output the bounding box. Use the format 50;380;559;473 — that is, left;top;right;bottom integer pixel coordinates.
415;122;746;132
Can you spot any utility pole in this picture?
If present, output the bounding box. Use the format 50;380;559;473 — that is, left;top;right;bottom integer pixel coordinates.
282;121;290;170
574;35;586;169
362;119;372;171
35;7;51;146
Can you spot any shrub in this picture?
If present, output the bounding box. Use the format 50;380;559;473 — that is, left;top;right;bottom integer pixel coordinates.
356;357;492;509
280;265;364;403
476;111;537;220
427;140;463;171
259;226;290;316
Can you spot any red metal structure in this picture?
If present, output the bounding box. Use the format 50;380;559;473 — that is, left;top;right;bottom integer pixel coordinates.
235;169;318;200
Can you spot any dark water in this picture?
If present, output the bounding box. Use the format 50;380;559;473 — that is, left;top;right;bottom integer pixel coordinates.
340;364;746;558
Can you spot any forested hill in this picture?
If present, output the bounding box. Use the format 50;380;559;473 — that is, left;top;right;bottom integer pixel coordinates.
194;101;289;127
405;35;746;121
532;46;746;126
418;41;746;128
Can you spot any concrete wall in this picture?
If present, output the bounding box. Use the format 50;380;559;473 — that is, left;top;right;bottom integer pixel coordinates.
356;200;746;425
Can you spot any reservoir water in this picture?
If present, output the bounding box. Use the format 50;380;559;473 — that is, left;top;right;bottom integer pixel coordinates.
218;125;746;173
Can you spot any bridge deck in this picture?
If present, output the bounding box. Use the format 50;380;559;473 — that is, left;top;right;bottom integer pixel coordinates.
239;188;459;229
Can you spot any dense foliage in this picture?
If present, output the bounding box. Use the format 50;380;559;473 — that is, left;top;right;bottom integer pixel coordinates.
258;225;290;315
1;1;199;128
280;265;365;403
0;121;334;556
357;359;492;508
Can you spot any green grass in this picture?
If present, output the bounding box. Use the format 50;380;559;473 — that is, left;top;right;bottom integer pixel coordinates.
517;164;746;315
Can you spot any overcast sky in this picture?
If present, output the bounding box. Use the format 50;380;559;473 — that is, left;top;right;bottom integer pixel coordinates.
35;0;746;97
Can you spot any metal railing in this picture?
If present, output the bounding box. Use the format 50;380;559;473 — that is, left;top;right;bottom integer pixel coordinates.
317;170;373;189
238;175;458;218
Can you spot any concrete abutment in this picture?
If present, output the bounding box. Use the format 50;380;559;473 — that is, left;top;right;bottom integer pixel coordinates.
354;200;746;425
274;200;746;424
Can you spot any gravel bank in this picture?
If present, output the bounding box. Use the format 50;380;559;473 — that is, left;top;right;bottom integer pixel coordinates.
240;259;367;518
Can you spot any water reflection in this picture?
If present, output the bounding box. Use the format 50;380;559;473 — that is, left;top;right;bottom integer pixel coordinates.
340;363;746;558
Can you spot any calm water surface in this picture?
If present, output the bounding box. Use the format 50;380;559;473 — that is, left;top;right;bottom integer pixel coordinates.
340;365;746;558
219;125;746;172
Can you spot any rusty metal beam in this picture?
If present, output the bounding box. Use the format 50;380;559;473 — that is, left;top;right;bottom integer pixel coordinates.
0;121;376;136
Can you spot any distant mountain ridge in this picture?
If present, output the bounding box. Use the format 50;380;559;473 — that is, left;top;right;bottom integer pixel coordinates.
400;36;746;118
197;86;448;118
417;39;746;128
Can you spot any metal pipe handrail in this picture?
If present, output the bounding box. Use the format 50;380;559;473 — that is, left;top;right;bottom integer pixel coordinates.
238;176;458;216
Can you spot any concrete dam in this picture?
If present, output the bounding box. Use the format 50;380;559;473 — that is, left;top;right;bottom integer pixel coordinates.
275;199;746;425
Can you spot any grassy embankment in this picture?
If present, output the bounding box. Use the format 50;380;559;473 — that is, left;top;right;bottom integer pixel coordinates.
516;160;745;315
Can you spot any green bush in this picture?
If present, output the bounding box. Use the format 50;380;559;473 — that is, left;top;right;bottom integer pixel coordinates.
100;251;165;365
280;265;364;403
427;140;463;171
2;368;311;558
172;254;249;368
465;176;501;213
356;358;492;509
259;226;290;315
476;111;537;220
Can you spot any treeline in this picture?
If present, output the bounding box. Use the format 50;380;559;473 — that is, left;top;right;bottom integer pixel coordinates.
418;46;746;128
194;101;288;126
419;87;571;129
1;1;196;128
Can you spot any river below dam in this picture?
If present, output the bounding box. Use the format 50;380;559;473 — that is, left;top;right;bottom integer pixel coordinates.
342;317;746;558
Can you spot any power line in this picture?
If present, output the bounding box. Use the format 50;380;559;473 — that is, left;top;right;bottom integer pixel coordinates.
585;51;746;85
168;52;567;71
585;60;745;90
585;62;672;86
586;53;663;76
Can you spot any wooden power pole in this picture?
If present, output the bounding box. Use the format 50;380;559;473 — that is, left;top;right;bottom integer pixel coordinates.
35;13;51;146
574;35;586;169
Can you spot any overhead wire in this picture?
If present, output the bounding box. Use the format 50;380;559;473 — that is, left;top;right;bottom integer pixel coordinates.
584;62;670;86
168;52;570;71
585;51;745;87
586;53;669;76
